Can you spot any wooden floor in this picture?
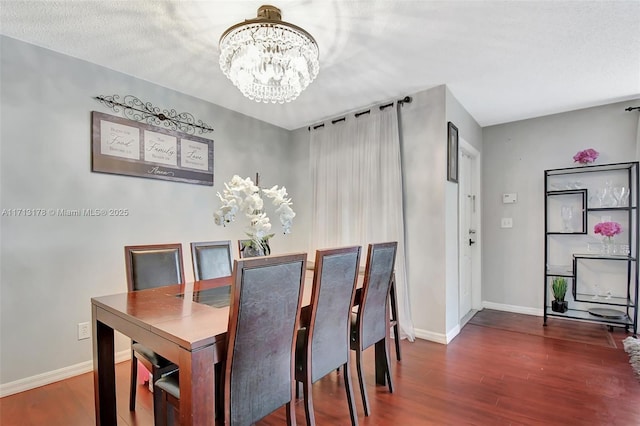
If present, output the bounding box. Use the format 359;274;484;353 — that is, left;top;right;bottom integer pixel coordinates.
2;310;639;425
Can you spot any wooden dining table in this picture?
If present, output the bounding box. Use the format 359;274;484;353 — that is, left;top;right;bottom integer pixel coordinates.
92;268;398;425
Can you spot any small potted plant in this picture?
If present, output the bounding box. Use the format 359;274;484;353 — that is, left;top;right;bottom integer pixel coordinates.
551;277;568;313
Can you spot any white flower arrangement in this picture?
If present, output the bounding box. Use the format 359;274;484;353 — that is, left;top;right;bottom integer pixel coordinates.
213;175;295;250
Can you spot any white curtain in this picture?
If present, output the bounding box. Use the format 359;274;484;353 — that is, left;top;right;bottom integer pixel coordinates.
309;105;415;341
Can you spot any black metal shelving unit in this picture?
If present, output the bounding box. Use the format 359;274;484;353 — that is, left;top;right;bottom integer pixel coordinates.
543;162;638;336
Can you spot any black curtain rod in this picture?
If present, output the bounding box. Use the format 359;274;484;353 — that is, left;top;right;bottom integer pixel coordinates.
625;106;640;111
378;96;413;111
308;95;413;131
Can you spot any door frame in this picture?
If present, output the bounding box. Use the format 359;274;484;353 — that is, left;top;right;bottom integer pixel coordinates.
458;138;482;319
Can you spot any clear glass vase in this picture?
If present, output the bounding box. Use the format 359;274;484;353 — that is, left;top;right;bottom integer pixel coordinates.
603;238;614;255
601;180;616;207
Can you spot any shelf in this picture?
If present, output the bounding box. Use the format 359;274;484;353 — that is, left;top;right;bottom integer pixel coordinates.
573;292;634;307
544;161;639;337
573;253;636;261
546;189;587;233
545;162;637;176
545;307;633;325
546;232;587;235
547;189;587;196
588;206;635;212
545;265;573;277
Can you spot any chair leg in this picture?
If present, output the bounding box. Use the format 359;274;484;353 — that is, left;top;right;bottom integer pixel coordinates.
302;376;315;426
393;323;402;362
168;403;177;426
155;383;168;426
355;348;370;416
129;351;137;411
342;362;358;426
156;385;179;426
152;368;163;426
374;337;394;393
389;275;402;361
285;401;295;426
383;338;394;394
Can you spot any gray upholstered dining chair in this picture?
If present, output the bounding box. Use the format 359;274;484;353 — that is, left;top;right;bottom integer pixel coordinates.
190;240;233;280
154;252;307;426
350;241;397;416
124;243;185;422
295;246;361;426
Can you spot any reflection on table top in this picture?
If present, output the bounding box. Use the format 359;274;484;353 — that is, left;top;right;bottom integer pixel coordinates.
178;285;231;308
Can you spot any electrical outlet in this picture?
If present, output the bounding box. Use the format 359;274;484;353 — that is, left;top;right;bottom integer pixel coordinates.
501;218;513;228
78;322;90;340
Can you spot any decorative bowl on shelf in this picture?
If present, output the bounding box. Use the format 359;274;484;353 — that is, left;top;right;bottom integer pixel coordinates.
588;308;626;319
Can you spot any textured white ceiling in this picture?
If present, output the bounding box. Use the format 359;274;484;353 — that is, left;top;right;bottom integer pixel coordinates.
1;0;639;130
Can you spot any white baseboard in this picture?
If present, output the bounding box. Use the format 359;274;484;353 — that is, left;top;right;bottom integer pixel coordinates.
414;325;460;344
445;325;461;343
412;303;542;346
0;350;130;398
414;327;448;344
481;301;543;317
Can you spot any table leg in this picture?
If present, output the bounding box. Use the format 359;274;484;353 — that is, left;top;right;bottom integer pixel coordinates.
93;306;116;426
178;345;215;425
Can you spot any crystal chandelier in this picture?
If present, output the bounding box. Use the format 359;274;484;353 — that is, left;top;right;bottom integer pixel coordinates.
219;5;319;104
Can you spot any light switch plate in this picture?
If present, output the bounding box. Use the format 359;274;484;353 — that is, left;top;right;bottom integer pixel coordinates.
503;193;517;204
501;218;513;228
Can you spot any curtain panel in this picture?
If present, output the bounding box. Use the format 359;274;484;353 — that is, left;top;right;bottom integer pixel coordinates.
309;105;415;340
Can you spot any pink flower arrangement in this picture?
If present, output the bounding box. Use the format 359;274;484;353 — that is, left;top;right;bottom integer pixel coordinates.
594;221;622;238
573;148;599;164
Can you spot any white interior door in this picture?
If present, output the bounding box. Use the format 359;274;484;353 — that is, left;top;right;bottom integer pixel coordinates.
459;140;481;321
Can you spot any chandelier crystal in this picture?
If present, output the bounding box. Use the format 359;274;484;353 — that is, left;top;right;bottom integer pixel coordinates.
219;5;319;104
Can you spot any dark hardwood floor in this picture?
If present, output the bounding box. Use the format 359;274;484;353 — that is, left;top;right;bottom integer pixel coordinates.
2;310;639;425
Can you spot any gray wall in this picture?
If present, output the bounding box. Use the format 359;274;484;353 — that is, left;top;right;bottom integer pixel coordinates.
0;36;310;386
482;100;640;312
398;86;448;340
395;86;483;342
444;88;483;334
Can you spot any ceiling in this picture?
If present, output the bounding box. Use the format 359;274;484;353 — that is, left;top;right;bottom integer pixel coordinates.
1;1;639;130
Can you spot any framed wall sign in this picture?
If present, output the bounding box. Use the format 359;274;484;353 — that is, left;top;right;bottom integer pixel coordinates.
91;111;214;186
447;121;459;183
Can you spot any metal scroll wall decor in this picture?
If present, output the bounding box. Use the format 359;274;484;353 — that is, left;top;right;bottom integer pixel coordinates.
95;94;214;135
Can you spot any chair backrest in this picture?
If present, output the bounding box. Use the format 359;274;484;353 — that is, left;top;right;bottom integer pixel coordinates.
225;253;307;425
124;243;185;292
237;238;271;258
190;240;233;280
356;242;398;350
307;246;361;382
